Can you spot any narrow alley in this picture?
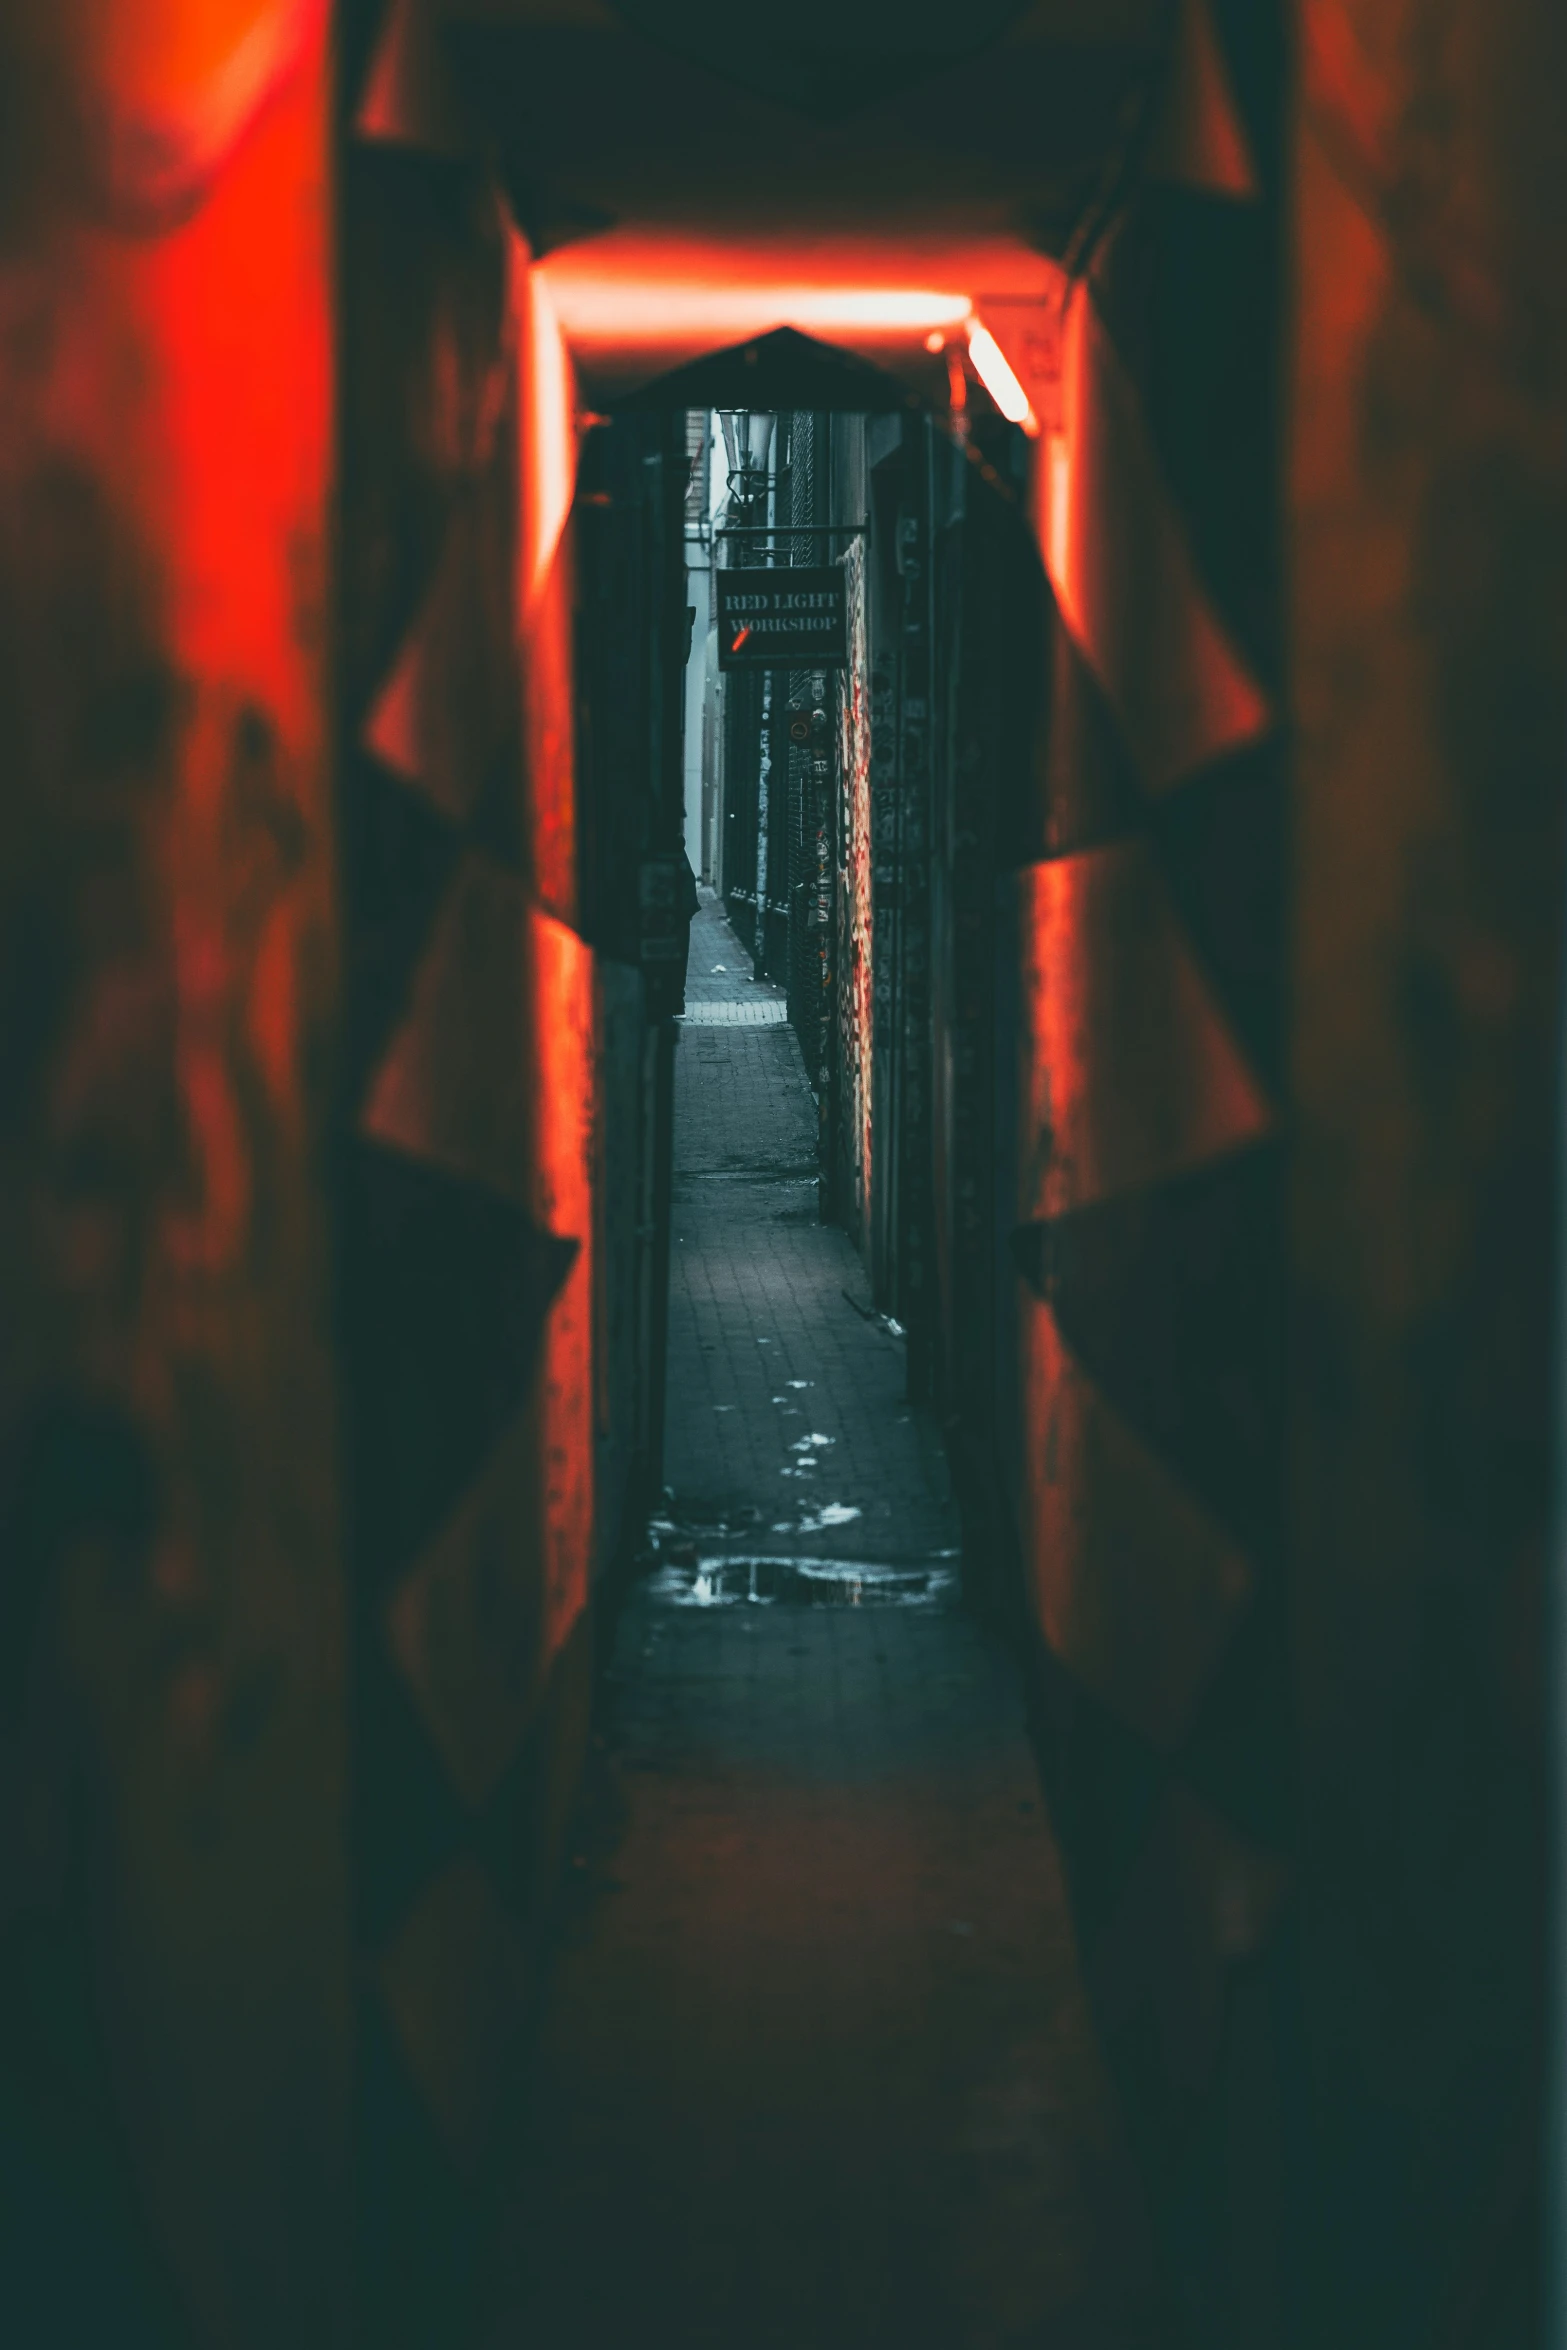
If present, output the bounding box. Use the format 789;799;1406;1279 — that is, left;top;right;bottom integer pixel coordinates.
665;893;954;1573
484;896;1163;2349
4;10;1561;2350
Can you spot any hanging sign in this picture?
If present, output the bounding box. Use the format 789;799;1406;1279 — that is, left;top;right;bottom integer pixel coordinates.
716;565;847;670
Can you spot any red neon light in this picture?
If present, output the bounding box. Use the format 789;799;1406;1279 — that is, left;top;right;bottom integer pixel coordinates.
730;625;751;651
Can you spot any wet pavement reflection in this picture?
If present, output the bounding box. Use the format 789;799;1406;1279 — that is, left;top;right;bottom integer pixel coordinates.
649;1553;960;1608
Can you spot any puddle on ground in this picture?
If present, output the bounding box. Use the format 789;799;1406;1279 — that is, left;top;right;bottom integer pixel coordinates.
649;1555;959;1608
786;1502;861;1532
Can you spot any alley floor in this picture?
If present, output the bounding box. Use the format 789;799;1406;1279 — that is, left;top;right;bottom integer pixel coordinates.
488;896;1165;2349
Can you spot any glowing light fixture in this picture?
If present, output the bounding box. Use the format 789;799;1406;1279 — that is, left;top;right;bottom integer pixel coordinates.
546;278;974;344
966;321;1039;436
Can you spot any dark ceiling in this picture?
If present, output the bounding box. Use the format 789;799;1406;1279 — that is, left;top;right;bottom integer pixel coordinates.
443;0;1171;260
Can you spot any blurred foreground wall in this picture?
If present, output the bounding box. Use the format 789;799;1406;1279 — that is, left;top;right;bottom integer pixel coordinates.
0;6;348;2345
1013;2;1566;2340
339;8;682;2338
1289;0;1566;2337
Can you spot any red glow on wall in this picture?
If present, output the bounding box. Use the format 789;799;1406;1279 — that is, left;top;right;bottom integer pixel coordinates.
536;227;1060;402
515;246;579;617
511;227;581;922
54;0;329;230
1015;843;1272;1223
133;83;329;711
1030;281;1271;792
524;907;597;1668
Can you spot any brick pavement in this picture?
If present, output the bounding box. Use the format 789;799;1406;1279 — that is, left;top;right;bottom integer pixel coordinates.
667;891;955;1563
682;889;783;1006
484;895;1164;2350
678;998;787;1024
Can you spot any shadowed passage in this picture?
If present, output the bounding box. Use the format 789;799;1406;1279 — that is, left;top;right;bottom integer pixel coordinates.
486;894;1163;2350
